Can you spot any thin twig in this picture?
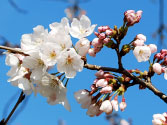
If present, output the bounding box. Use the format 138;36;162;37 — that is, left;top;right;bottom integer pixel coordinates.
0;91;25;125
84;63;167;103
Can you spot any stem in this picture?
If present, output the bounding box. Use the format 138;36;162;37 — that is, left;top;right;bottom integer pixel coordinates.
0;45;29;56
84;63;167;103
0;91;25;125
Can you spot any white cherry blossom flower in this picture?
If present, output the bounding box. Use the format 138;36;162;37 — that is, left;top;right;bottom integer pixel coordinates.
152;114;166;125
48;30;72;51
22;51;47;81
133;46;151;62
74;89;92;109
37;74;71;111
49;17;70;34
100;100;113;114
75;38;90;56
40;42;61;66
21;25;48;51
111;99;119;111
69;15;96;39
86;103;100;117
57;48;84;78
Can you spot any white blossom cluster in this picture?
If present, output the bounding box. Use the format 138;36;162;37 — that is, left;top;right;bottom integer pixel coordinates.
5;15;96;110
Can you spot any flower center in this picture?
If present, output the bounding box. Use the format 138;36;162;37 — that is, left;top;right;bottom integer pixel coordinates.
139;50;144;55
66;55;73;64
50;51;56;59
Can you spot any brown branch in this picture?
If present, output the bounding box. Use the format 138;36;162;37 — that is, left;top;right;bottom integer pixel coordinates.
0;91;25;125
0;45;29;56
84;63;167;103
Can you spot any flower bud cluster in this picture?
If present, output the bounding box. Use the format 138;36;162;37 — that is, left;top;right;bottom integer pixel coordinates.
132;34;157;62
74;70;127;117
152;49;167;80
88;26;116;57
152;112;167;125
124;10;142;26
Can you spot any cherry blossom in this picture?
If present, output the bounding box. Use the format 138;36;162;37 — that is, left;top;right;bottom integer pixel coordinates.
100;100;113;115
133;46;151;62
69;15;96;39
57;48;84;78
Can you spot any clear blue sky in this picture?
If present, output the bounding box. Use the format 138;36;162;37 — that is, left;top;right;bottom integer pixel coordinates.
0;0;167;125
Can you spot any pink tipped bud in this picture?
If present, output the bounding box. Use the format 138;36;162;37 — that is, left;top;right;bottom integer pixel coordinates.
96;79;108;88
106;29;113;36
103;38;110;44
102;26;110;32
133;39;145;46
94;32;100;37
124;10;142;26
98;33;106;40
91;84;97;91
98;26;103;33
136;34;146;41
92;38;103;47
111;98;118;111
148;44;157;53
154;53;161;60
95;70;104;78
100;85;112;94
100;100;113;115
88;48;96;57
160;49;167;55
153;63;162;75
119;100;127;112
136;10;143;22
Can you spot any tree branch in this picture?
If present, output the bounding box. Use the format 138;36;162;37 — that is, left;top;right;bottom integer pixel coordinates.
0;91;25;125
0;45;29;56
84;63;167;103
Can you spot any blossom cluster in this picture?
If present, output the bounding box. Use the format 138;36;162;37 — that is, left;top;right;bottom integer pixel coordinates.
74;70;127;117
5;15;96;110
153;50;167;79
152;112;167;125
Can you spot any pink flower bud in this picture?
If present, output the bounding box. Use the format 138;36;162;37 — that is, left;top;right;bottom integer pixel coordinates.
124;10;142;26
160;49;167;55
95;70;104;78
98;26;103;33
106;29;113;36
103;38;110;44
153;63;162;75
133;39;145;46
119;98;127;111
136;34;146;42
88;48;96;57
102;26;110;32
94;32;100;37
98;33;106;40
136;10;143;22
91;84;96;91
92;38;103;47
154;53;161;60
111;98;118;111
100;100;113;115
148;44;157;53
124;10;135;16
96;79;108;87
100;85;112;94
104;73;114;78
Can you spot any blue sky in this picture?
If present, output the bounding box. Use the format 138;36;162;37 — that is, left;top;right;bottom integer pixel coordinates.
0;0;167;125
